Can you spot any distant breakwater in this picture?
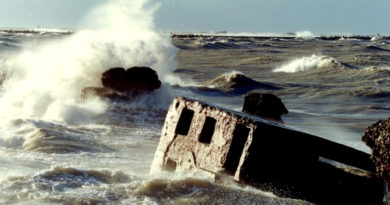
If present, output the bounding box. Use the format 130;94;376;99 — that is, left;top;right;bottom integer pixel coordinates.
171;33;390;41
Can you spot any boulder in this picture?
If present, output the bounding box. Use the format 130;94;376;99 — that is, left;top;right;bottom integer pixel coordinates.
242;92;288;123
101;66;161;95
82;66;161;101
101;67;128;91
362;118;390;194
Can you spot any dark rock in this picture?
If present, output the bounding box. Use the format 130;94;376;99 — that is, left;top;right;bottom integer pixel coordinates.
101;66;161;95
82;66;161;101
362;118;390;195
242;92;288;123
101;67;128;91
125;66;161;92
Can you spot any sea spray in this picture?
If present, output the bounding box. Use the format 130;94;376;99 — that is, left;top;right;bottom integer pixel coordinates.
0;0;177;127
0;0;178;148
295;31;316;39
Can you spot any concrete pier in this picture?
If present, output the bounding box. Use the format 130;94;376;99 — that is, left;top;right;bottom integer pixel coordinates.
151;97;384;204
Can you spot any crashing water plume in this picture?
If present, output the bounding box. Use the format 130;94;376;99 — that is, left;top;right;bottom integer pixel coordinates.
0;0;177;126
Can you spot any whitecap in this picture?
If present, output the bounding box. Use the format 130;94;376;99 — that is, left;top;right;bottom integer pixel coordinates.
295;31;316;39
273;54;336;73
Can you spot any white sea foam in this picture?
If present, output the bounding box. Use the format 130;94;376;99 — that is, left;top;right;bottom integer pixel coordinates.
0;0;177;137
371;36;384;41
295;31;316;39
363;65;390;72
273;54;335;73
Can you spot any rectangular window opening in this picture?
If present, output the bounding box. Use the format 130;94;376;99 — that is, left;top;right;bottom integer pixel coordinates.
224;124;250;174
175;108;194;136
198;117;216;144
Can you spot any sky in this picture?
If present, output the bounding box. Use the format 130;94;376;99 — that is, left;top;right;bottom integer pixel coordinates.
0;0;389;35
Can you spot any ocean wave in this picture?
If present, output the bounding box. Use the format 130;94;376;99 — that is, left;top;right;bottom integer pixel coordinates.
0;28;73;35
22;128;112;153
371;36;385;42
197;39;243;49
0;0;178;126
198;71;281;95
0;167;133;204
295;31;316;39
363;66;390;73
135;177;312;204
172;31;293;38
364;45;390;52
0;42;18;49
352;90;390;99
273;55;339;73
0;169;312;205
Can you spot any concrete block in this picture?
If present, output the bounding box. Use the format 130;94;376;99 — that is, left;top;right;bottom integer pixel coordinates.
151;97;384;205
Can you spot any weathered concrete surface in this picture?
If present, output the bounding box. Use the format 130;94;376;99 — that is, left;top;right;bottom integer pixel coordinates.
151;97;384;205
362;118;390;197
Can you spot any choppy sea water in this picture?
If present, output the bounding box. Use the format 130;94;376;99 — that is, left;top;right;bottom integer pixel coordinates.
1;2;390;205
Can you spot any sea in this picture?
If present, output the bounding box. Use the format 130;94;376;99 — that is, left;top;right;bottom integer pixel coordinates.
1;1;390;204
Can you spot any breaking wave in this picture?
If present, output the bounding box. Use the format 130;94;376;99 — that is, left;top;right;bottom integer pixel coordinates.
0;168;312;204
0;0;178;138
198;71;281;95
136;177;312;204
295;31;316;39
363;66;390;73
22;128;112;153
198;39;243;49
273;55;338;73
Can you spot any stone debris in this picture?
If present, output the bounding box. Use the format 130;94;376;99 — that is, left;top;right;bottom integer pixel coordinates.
362;118;390;199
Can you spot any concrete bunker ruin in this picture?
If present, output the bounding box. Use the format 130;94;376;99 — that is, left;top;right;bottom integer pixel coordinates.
151;97;384;204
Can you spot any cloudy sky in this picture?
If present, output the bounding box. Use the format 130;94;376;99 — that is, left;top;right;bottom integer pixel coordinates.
0;0;389;35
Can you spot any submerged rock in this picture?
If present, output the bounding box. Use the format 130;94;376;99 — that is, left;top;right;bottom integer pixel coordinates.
242;92;288;123
81;87;129;101
199;72;280;95
362;118;390;195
